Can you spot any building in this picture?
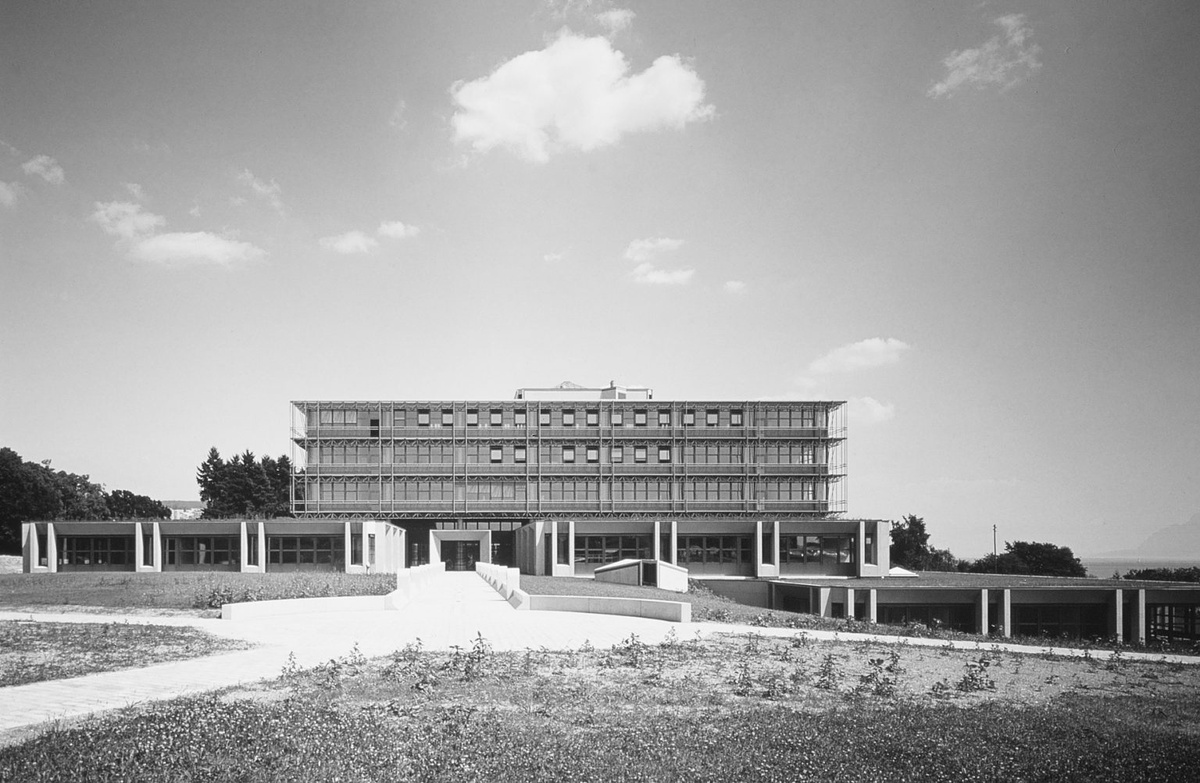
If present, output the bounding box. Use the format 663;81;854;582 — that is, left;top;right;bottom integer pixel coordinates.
289;381;889;579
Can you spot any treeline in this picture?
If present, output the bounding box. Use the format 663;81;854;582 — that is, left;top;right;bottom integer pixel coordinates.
1121;567;1200;583
196;448;292;519
890;514;1088;578
0;446;169;553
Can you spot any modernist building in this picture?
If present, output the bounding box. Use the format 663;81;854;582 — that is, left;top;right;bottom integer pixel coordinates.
289;382;890;579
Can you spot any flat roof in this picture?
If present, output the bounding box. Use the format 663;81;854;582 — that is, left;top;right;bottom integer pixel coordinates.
782;571;1200;591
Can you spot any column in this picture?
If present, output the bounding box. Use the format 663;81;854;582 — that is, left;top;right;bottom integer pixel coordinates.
845;587;856;620
151;521;163;572
866;588;877;623
857;519;866;576
344;520;353;573
1109;589;1124;643
239;520;250;573
46;522;58;573
653;519;662;561
998;589;1012;638
1129;589;1146;645
817;587;832;618
22;523;37;573
754;519;764;577
567;519;576;577
772;519;781;572
669;518;678;566
976;588;990;635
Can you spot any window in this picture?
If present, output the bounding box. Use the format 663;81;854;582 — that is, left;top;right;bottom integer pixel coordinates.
634;446;648;463
417;409;430;427
611;446;624;463
706;410;719;427
490;409;503;427
586;410;599;426
539;410;551;427
683;410;695;426
514;446;527;463
490;446;503;463
515;410;527;428
562;446;576;463
586;446;599;463
658;446;671;463
730;410;744;427
440;410;453;427
801;408;815;427
634;410;647;426
466;410;479;427
658;410;671;427
350;533;363;566
562;410;575;427
393;409;407;427
611;410;624;427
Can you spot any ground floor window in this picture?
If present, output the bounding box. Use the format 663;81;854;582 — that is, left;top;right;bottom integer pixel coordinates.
677;535;752;566
879;604;974;633
779;534;855;565
164;536;238;567
575;535;651;564
268;536;345;566
57;536;134;566
1013;604;1106;639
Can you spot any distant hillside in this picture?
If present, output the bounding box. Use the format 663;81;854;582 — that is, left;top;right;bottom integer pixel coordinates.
1094;512;1200;559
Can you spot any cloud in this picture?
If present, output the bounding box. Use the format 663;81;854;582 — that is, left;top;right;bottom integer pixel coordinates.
623;237;693;285
22;155;65;185
236;169;285;214
389;99;408;129
377;220;419;239
632;263;694;285
188;204;201;217
544;252;565;263
929;14;1042;98
130;232;265;265
320;230;379;254
623;237;683;262
451;32;713;163
0;139;19;157
595;8;635;34
808;338;911;374
848;396;896;425
0;181;22;207
90;201;166;239
724;280;746;294
123;182;145;200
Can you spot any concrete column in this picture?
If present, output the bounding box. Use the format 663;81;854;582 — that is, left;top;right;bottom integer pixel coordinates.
151;521;162;572
22;523;37;573
754;519;764;577
866;588;877;623
857;519;866;576
845;587;856;620
669;518;678;566
976;588;990;635
1129;589;1146;645
344;520;353;573
567;519;576;577
239;520;250;573
1109;588;1124;643
998;589;1012;638
817;587;832;618
549;519;558;568
46;522;58;573
772;519;781;571
256;521;266;572
653;518;661;561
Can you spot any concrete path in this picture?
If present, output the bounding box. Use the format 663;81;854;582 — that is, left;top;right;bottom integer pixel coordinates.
3;571;1197;742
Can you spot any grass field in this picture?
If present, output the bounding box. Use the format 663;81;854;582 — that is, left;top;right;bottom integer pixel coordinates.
2;630;1197;781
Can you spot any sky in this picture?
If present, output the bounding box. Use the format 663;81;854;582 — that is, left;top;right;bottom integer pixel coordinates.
2;1;1198;558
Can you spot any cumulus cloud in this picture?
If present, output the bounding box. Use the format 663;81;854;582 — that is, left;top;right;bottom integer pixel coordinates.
236;169;285;214
22;155;65;185
0;181;22;207
847;396;896;425
451;32;713;163
632;263;694;285
123;182;145;200
929;14;1042;98
624;237;684;262
623;237;693;285
320;230;379;254
724;280;746;294
808;338;911;375
129;232;265;265
90;201;166;239
595;8;635;34
377;220;419;239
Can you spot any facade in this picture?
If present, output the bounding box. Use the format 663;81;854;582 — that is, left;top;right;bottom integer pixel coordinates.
290;382;890;579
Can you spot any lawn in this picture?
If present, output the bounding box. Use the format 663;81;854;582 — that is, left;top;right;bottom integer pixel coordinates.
0;621;255;687
2;630;1198;781
0;571;397;614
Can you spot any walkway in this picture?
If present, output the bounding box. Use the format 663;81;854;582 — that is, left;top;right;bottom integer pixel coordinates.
2;572;1197;742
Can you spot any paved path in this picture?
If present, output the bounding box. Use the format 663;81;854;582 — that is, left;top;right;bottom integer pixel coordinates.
3;572;1197;742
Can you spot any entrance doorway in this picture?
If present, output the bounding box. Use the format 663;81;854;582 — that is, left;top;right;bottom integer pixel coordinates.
442;540;480;571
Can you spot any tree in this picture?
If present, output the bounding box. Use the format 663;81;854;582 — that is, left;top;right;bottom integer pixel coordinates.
0;447;61;553
197;447;293;518
963;541;1087;578
889;514;958;572
1120;567;1200;583
107;489;171;520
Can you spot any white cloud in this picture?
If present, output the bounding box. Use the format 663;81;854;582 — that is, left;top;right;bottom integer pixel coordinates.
724;280;746;294
377;220;419;239
123;182;145;200
544;252;565;263
808;338;911;374
623;237;683;262
451;32;713;163
130;232;265;265
236;169;285;214
596;8;635;34
929;14;1042;98
848;396;896;425
22;155;65;185
0;139;20;157
229;196;248;207
0;181;22;207
188;204;201;217
320;230;379;254
389;99;408;129
90;201;166;239
632;262;694;285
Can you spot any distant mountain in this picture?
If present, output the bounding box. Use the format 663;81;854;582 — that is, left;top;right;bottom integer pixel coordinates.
1093;512;1200;559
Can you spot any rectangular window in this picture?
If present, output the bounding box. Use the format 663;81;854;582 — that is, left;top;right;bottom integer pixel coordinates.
490;446;503;463
634;410;647;426
586;410;599;426
562;446;575;463
515;446;527;463
683;410;695;426
539;411;551;427
350;533;363;566
658;446;671;463
392;409;407;427
490;409;503;427
801;408;815;427
611;446;624;463
611;410;624;427
441;410;454;427
731;410;744;427
658;410;671;427
417;409;430;427
562;410;575;427
515;410;527;428
246;533;258;566
466;409;479;426
706;410;719;427
634;446;647;463
586;446;599;463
